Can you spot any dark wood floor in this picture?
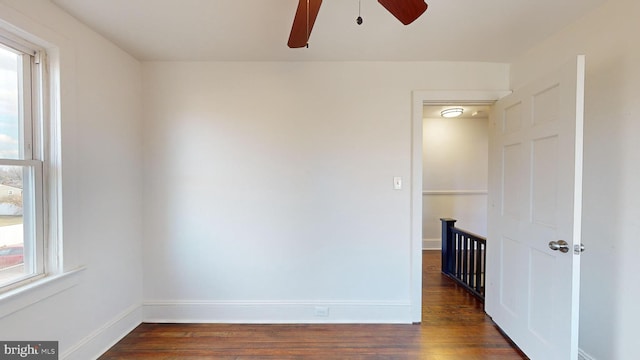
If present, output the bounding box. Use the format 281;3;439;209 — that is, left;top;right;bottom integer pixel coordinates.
99;251;527;359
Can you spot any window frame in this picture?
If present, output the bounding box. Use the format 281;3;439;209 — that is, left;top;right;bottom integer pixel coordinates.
0;32;49;293
0;8;82;320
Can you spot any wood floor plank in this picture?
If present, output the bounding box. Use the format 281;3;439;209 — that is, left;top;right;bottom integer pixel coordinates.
99;251;527;359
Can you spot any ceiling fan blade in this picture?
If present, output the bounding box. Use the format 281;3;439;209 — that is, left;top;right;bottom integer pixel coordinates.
378;0;428;25
288;0;323;48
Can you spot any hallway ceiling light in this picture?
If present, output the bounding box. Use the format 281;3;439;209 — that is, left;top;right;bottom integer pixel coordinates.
441;108;464;118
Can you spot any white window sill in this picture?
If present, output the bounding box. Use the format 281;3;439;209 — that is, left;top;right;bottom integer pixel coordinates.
0;267;86;319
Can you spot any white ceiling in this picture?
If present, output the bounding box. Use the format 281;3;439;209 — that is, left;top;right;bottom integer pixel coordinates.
50;0;606;62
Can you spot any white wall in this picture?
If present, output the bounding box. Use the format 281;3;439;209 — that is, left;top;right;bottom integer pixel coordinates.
510;0;640;359
422;116;488;248
0;1;143;358
5;0;634;356
142;61;508;322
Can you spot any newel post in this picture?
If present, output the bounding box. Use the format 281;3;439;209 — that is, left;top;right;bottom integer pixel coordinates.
440;218;457;274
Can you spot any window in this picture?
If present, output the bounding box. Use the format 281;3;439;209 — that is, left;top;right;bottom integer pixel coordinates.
0;34;47;292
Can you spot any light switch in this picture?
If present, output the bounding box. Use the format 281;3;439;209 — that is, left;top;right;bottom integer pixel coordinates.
393;176;402;190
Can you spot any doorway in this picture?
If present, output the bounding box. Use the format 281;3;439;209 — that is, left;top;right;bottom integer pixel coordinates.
409;90;510;322
411;56;586;357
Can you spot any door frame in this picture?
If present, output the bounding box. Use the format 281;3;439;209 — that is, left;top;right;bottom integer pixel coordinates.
410;90;511;321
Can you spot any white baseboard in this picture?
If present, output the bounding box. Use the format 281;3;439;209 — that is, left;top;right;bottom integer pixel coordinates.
579;348;596;360
423;238;441;250
62;304;142;360
143;300;412;324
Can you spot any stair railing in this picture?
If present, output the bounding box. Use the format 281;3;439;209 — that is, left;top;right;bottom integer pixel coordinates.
440;218;486;301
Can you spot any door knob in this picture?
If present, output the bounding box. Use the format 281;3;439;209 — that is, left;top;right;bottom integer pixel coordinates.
549;240;569;253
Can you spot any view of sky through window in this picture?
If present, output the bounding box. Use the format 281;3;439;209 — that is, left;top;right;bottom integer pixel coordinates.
0;46;20;160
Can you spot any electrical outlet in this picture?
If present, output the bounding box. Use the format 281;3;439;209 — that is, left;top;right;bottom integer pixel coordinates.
314;306;329;317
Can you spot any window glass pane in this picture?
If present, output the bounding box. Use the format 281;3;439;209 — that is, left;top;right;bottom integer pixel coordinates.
0;165;34;287
0;46;21;160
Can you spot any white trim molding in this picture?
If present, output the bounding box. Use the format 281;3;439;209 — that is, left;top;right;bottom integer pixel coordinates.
62;304;142;360
423;190;488;195
0;267;85;319
422;238;441;250
143;300;413;324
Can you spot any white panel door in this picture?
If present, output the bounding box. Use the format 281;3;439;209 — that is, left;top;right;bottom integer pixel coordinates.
486;56;585;360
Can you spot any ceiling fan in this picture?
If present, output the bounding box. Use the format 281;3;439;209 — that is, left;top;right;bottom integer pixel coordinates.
288;0;428;48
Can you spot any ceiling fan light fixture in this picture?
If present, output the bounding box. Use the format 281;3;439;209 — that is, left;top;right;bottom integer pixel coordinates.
441;108;464;118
